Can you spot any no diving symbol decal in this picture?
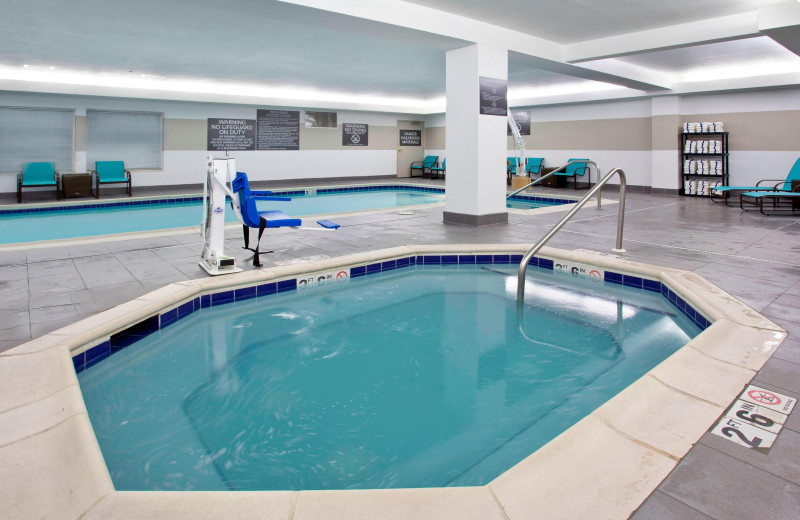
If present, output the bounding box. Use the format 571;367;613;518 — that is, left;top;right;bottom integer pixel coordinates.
336;270;348;280
588;270;602;280
748;389;781;405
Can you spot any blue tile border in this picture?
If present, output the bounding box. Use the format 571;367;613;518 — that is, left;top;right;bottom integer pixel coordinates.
72;256;710;374
603;270;710;331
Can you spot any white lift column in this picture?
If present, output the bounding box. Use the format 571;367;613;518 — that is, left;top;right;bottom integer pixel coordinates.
199;156;242;276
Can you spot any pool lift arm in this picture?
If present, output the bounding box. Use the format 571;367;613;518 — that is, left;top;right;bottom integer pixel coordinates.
199;156;338;276
507;110;526;177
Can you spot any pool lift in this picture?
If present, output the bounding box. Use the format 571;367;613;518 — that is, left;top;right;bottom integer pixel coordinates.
508;110;526;178
199;156;339;276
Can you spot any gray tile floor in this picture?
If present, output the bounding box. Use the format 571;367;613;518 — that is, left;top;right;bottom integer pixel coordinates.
1;180;799;518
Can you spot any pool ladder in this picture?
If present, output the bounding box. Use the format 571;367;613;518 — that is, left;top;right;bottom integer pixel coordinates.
515;165;628;302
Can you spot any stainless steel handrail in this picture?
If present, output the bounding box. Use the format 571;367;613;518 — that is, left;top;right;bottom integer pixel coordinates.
506;160;599;200
516;167;627;302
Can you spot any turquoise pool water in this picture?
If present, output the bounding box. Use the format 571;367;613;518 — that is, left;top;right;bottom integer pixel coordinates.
78;265;699;491
0;187;564;245
0;189;444;244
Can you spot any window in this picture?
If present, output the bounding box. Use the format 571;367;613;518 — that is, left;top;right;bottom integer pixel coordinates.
87;110;163;170
305;111;337;128
0;106;74;173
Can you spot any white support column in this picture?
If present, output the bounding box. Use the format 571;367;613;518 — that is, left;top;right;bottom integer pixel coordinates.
443;43;509;225
650;95;682;194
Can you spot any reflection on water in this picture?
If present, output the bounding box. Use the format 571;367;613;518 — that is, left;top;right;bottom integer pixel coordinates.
78;266;697;491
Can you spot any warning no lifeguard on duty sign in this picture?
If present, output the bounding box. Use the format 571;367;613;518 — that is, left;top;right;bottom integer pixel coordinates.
710;385;796;450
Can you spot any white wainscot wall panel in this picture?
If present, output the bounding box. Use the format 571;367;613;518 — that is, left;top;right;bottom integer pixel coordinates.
526;151;652;188
143;150;398;188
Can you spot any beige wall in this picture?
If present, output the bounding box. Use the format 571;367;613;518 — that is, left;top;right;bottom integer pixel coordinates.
517;117;652;151
75;115;86;152
426;126;446;150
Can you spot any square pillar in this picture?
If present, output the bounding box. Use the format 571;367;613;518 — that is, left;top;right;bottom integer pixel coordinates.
443;44;509;226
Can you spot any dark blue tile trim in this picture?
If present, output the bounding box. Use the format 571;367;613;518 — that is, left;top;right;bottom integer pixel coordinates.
235;286;256;302
277;279;297;293
72;254;713;374
211;290;235;306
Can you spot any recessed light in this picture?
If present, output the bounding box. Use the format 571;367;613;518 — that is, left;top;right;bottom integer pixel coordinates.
23;64;55;70
139;74;165;79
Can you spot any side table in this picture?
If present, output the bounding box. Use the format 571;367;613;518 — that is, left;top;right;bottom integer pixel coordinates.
62;173;93;198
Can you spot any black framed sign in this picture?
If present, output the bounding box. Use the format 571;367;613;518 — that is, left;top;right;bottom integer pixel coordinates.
343;123;368;146
256;110;300;150
507;110;531;136
399;129;422;146
479;76;507;116
207;119;256;151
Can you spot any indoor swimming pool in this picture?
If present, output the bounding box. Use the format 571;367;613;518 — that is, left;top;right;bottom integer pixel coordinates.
0;185;570;245
77;260;701;492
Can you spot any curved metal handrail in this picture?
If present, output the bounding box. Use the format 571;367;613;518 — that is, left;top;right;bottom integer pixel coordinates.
516;167;627;302
507;160;599;200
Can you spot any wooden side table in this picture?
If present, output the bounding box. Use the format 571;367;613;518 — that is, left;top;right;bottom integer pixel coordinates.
62;173;93;198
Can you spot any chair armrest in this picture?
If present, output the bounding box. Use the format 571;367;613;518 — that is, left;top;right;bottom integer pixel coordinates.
755;179;783;187
410;161;423;167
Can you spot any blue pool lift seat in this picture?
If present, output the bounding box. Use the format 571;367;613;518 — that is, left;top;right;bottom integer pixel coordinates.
410;155;438;178
17;162;60;203
231;171;339;267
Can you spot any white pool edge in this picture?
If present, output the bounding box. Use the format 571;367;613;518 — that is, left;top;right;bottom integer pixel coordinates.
0;244;786;520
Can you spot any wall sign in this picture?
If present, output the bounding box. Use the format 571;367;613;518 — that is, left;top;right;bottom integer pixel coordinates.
207;119;255;151
400;130;422;146
479;76;507;116
257;109;300;150
343;123;368;146
507;110;531;136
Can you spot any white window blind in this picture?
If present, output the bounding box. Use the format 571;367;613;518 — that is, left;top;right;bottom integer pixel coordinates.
87;110;163;170
0;106;74;173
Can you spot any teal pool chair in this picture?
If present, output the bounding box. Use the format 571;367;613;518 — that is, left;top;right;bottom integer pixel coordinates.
410;155;438;178
17;162;60;203
92;161;132;199
739;180;800;215
711;157;800;206
554;158;591;189
525;157;544;176
429;158;446;179
507;157;522;184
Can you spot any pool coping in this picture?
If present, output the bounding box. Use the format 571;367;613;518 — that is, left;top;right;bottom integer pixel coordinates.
0;244;786;520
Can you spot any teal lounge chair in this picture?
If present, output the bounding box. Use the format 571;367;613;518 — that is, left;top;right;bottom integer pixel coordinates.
739;181;800;215
554;158;590;189
92;161;132;199
17;162;60;203
410;155;438;178
525;157;544;176
429;158;446;179
711;157;800;206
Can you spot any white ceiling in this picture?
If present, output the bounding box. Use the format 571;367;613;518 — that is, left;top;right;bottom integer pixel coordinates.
402;0;787;43
2;0;800;111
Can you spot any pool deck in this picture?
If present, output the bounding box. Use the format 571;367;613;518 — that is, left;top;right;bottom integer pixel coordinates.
1;179;799;519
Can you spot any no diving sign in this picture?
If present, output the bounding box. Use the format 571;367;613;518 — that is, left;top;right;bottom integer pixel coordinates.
710;385;796;450
741;387;796;414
